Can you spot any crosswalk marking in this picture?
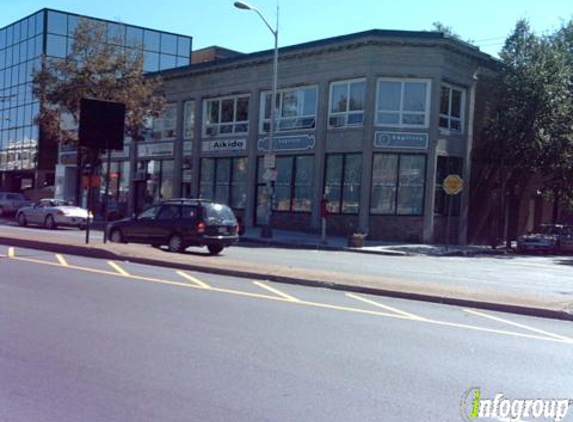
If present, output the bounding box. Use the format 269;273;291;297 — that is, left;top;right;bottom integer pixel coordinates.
253;281;300;302
346;293;427;320
463;308;573;343
107;261;130;277
55;254;69;267
176;271;211;288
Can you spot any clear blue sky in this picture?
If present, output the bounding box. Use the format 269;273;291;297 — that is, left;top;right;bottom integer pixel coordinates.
1;0;571;57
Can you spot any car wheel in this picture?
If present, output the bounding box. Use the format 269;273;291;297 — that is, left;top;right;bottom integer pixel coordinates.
44;215;57;230
207;245;224;255
167;234;184;253
17;213;27;227
109;229;124;243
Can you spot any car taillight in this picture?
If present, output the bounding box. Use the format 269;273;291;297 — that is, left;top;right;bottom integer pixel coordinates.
196;221;206;233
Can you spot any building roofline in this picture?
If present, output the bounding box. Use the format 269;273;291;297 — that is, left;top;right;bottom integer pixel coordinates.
1;7;193;39
157;29;500;79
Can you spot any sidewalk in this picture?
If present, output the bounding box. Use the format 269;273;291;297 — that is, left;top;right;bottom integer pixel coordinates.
240;227;507;257
1;224;570;321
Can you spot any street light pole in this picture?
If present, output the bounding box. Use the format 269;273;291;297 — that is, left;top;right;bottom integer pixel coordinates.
234;1;278;238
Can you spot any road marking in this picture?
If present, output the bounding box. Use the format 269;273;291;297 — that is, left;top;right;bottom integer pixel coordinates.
463;308;573;343
7;247;15;258
8;254;573;345
254;281;300;302
176;271;211;288
55;254;69;267
107;261;130;276
346;293;427;320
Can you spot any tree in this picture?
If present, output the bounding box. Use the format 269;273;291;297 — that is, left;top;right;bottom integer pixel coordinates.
32;18;165;146
477;18;573;244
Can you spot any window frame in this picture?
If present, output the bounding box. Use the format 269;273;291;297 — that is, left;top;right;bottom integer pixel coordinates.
259;85;318;134
183;100;195;140
323;153;362;215
203;94;250;137
375;78;432;129
152;103;177;141
439;83;465;133
199;156;248;210
370;153;427;216
256;154;314;214
328;78;366;128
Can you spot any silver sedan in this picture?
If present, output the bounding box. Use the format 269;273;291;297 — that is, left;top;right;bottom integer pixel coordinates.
16;199;93;229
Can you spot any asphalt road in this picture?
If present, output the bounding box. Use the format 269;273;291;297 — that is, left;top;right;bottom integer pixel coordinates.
1;246;573;422
2;221;573;301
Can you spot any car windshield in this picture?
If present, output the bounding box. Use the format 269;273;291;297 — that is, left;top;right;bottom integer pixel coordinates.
49;199;74;207
203;203;237;225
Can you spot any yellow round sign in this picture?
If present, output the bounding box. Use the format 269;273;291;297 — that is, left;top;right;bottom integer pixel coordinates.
443;174;464;195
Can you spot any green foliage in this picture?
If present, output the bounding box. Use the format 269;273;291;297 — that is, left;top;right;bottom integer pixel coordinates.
483;18;573;211
32;18;165;145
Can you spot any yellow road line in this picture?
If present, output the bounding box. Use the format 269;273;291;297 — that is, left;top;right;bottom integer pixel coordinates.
346;293;427;320
7;247;15;258
463;308;573;343
55;254;69;267
8;254;573;345
253;281;300;302
176;271;211;288
107;261;130;276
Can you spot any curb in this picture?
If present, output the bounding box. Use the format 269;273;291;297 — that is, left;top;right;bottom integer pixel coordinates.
1;235;570;322
239;236;508;258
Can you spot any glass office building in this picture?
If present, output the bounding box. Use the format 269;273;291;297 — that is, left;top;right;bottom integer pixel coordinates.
0;8;192;192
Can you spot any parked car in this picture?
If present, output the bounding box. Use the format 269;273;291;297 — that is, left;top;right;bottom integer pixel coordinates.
516;224;564;254
558;225;573;254
16;198;93;229
107;199;239;255
0;192;31;217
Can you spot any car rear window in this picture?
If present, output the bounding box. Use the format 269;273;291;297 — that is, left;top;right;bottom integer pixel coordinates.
203;203;236;225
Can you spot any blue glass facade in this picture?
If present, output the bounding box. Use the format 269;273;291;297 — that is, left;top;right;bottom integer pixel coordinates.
0;8;192;190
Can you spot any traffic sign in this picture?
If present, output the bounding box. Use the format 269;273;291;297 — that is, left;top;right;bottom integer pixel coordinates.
443;174;464;195
264;154;276;169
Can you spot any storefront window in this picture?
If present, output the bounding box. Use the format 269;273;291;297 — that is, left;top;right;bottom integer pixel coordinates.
324;154;362;214
139;159;174;209
257;155;314;214
199;157;248;209
371;154;426;216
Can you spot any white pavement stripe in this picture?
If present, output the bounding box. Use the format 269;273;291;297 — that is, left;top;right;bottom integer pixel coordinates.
253;281;300;302
7;247;15;258
463;308;573;343
55;254;68;267
176;271;211;288
107;261;130;277
346;293;427;320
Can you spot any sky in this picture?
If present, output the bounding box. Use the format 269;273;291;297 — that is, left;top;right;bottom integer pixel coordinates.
1;0;572;57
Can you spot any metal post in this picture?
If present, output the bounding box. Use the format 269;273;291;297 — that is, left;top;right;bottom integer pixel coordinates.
234;1;278;239
103;147;111;243
445;193;453;251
